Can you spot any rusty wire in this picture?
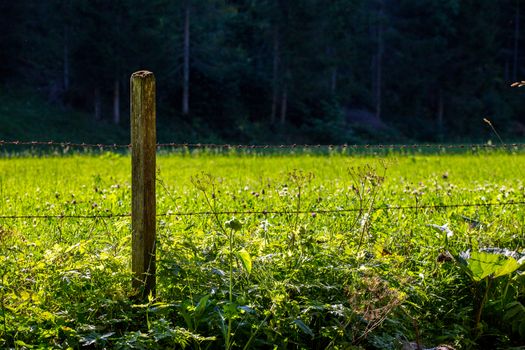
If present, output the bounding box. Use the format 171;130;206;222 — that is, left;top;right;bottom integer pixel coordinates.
1;200;523;220
0;139;524;150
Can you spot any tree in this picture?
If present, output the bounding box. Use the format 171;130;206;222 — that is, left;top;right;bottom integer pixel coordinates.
371;0;385;120
1;0;524;142
385;0;461;140
0;2;24;82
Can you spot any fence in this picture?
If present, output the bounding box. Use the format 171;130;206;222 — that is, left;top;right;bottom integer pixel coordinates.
2;140;525;150
1;70;524;300
1;201;525;220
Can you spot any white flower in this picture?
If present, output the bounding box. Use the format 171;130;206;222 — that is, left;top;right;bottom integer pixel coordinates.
428;223;453;237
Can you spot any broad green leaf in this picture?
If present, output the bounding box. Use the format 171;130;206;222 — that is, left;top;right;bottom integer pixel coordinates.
225;217;242;231
520;320;525;338
467;251;519;281
179;300;194;330
493;257;519;278
222;302;239;318
467;251;503;281
504;301;525;322
293;319;314;337
15;340;33;348
195;295;209;317
236;249;252;274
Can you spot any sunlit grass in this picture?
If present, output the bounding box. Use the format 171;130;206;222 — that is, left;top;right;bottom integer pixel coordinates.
0;151;524;349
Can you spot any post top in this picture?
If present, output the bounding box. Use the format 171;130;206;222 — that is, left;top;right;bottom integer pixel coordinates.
132;70;154;78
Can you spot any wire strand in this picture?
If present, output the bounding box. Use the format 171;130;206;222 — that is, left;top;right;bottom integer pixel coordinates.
156;142;525;150
1;140;525;150
1;201;523;220
0;140;130;149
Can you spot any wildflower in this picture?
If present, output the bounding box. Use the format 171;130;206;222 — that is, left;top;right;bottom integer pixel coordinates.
428;223;453;237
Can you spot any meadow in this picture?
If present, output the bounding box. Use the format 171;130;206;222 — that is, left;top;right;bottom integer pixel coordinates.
0;150;524;349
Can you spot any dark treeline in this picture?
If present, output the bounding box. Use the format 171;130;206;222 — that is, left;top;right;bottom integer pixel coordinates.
1;0;525;144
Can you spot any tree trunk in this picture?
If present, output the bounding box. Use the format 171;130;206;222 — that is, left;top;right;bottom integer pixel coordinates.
94;87;102;121
326;46;338;95
437;91;444;142
62;0;71;93
331;66;338;95
113;79;120;125
513;0;520;82
374;0;384;120
271;27;280;125
280;83;287;126
182;2;190;116
63;25;70;91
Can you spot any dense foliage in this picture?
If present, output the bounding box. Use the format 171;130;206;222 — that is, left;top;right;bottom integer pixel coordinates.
0;151;524;348
1;1;525;143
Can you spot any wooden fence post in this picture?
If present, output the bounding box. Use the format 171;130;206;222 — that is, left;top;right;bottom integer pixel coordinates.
131;71;156;298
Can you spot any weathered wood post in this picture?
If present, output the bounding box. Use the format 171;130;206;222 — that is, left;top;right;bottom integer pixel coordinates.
131;71;156;298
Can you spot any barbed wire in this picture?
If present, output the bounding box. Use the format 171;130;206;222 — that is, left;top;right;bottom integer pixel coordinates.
1;139;525;151
0;140;130;149
156;142;525;150
1;201;523;220
0;213;131;219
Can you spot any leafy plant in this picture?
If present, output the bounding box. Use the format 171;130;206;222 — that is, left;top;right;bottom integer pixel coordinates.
456;249;525;340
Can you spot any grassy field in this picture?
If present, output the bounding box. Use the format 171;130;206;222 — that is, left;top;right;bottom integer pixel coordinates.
0;151;524;349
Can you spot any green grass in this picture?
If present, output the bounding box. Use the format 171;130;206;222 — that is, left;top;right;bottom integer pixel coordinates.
0;151;524;349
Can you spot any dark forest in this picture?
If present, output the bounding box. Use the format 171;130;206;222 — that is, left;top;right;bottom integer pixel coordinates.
1;0;525;144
